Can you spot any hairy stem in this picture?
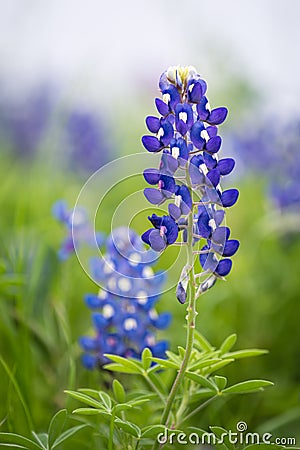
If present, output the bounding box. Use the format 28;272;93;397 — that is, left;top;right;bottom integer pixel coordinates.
152;189;197;449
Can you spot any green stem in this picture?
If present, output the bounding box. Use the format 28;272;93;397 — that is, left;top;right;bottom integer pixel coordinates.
152;203;197;449
177;395;218;427
108;409;116;450
144;373;165;403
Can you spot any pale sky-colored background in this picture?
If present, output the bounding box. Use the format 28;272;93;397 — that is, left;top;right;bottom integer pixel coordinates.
0;0;299;114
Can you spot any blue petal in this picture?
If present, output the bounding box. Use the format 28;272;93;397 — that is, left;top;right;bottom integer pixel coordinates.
203;152;217;169
206;136;222;154
206;126;218;138
221;189;239;207
79;336;98;351
144;188;165;204
206;169;220;187
162;85;181;110
93;312;109;329
81;353;97;370
190;121;205;149
215;258;232;276
196;96;210;120
189;169;203;188
162;216;178;244
149;229;166;251
223;239;239;256
197;211;212;238
218;158;235;176
176;281;187;304
159;175;176;197
211;226;230;245
52;200;68;222
143;168;161;185
151;341;168;358
141;228;154;245
152;312;172;329
159;71;170;90
168;203;181;220
207;107;228;125
176;120;188;136
142;135;161;152
190;154;204;167
149;214;163;228
214;210;225;226
84;294;104;308
155;98;169;116
178;185;192;214
146;116;160;133
160;120;174;146
188;81;203;103
160;152;179;175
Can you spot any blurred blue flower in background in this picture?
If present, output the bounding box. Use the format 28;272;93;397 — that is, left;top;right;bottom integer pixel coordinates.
64;109;112;174
80;226;171;369
0;85;53;157
0;83;114;175
231;119;300;212
53;201;171;369
52;200;105;260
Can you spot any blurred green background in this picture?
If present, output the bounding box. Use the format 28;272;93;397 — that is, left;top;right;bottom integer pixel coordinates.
0;0;300;447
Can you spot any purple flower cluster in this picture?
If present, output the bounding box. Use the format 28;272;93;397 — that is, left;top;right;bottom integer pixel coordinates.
80;227;171;369
64;109;112;175
52;200;105;260
231;119;300;212
141;66;239;300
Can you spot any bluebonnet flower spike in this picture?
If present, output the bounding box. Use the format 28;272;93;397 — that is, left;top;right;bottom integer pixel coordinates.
141;65;239;297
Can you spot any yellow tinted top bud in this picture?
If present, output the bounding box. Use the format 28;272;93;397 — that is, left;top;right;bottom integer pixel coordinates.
166;65;198;86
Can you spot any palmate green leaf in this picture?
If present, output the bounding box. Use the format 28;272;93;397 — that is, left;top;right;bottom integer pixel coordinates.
147;371;168;395
112;379;126;403
150;358;179;369
204;359;235;374
114;419;141;438
104;363;141;374
98;391;112;411
223;379;274;394
194;330;214;352
184;371;218;392
48;409;67;449
214;376;227;391
52;425;87;449
72;408;111;418
224;349;269;359
178;346;186;359
78;388;101;399
188;358;221;371
142;348;152;371
104;354;143;373
165;350;182;365
127;398;151;407
114;403;133;414
31;433;47;450
0;433;42;450
64;390;105;409
188;389;217;404
141;425;167;439
219;334;237;354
